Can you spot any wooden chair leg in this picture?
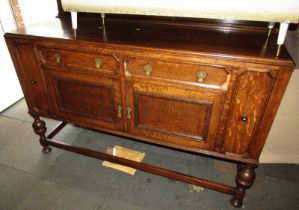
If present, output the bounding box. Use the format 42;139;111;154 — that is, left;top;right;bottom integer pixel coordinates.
32;115;52;153
230;163;257;208
276;22;289;57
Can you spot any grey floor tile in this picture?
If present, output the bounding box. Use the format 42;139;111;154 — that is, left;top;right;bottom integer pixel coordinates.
0;98;77;132
44;132;236;210
259;163;299;184
244;174;299;210
0;116;30;146
0;164;40;210
1;96;299;210
0;116;80;177
1;99;32;123
15;179;148;210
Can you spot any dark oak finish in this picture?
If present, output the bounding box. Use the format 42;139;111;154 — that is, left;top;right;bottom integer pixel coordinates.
126;57;230;87
230;164;257;207
126;81;225;150
39;47;119;75
31;114;51;153
46;137;237;196
4;14;295;208
134;93;211;140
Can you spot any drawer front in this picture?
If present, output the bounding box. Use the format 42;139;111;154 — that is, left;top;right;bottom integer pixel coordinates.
38;47;119;74
126;57;230;89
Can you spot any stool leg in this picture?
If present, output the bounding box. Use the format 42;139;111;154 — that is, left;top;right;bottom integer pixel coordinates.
267;22;275;38
230;163;257;208
101;13;106;27
276;22;289;57
71;11;77;37
32;115;51;153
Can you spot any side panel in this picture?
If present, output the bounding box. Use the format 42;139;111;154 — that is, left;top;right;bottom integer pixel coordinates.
5;38;50;115
224;69;284;158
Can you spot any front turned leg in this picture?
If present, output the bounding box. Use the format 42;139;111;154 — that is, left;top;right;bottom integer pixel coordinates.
230;163;257;208
32;115;52;153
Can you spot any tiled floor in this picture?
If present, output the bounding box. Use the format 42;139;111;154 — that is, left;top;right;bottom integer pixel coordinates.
0;99;299;210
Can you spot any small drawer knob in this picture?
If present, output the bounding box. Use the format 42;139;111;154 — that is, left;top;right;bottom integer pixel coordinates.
31;80;37;85
54;53;61;64
95;58;103;69
197;71;208;83
240;115;248;122
143;64;153;76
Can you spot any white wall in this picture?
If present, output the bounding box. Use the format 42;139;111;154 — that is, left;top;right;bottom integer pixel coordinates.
0;0;23;111
18;0;57;26
260;29;299;163
0;0;58;112
0;0;17;31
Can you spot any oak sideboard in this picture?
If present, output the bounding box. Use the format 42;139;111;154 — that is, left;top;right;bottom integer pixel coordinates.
5;14;295;207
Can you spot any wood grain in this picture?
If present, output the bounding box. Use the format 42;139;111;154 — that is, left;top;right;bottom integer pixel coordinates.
4;13;295;208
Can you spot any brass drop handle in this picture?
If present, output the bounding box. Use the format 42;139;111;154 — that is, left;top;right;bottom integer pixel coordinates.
143;64;153;76
127;107;132;119
95;58;103;69
54;53;61;64
197;71;208;83
117;105;122;118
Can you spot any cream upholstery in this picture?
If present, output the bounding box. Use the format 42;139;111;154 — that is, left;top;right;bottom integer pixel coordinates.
61;0;299;23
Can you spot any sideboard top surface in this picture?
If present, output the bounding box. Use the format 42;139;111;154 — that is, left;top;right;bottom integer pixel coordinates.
5;14;294;66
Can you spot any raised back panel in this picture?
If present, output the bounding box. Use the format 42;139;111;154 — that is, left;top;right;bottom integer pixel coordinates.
127;81;225;150
135;93;211;141
12;41;50;114
54;79;115;122
224;70;276;155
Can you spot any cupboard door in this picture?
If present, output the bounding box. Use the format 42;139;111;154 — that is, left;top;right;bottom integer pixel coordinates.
125;80;226;151
45;69;123;131
224;70;278;155
6;40;50;114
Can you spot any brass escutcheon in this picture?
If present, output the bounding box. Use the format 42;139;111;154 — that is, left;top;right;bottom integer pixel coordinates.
54;53;61;64
127;107;132;119
117;105;122;118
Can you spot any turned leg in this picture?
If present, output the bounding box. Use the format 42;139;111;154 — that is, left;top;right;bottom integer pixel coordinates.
32;115;52;153
230;163;257;208
276;22;289;57
267;22;275;38
71;11;77;37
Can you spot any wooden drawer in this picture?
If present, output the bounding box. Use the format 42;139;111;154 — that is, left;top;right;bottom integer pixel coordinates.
126;57;231;89
38;47;119;74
